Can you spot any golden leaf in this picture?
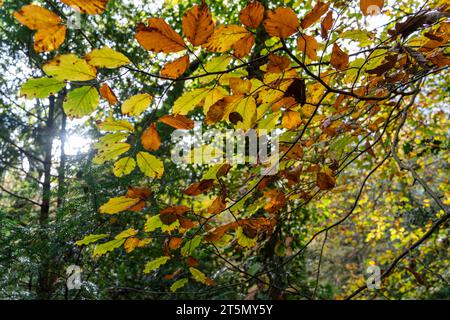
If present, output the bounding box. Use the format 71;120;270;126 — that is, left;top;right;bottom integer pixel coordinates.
60;0;109;15
203;25;250;53
182;1;214;46
264;7;299;39
330;43;349;71
141;123;161;151
239;1;265;29
300;1;330;30
135;18;186;53
297;34;319;60
160;55;190;79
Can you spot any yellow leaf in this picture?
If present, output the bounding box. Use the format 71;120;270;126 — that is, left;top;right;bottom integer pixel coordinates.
144;215;163;232
85;46;130;69
135;18;186;53
144;256;171;273
60;0;109;15
115;228;137;239
121;93;153;116
173;88;210;115
234;96;257;130
14;5;61;30
93;142;131;164
43;54;97;81
34;25;67;53
113;157;136;177
203;25;250;53
264;7;299;39
99;196;140;214
136;152;164;178
203;87;228;114
170;278;189;292
93;238;125;257
189;267;214;285
97;119;134;132
75;234;109;246
236;227;257;248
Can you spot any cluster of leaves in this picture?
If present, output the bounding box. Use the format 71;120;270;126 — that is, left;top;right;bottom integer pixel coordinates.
8;0;450;299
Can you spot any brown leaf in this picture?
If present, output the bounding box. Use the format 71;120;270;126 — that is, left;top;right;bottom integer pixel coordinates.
360;0;384;16
297;34;319;60
208;195;227;214
159;114;195;130
267;54;291;73
182;1;214;46
160;55;190;79
141;123;161;151
99;83;118;105
183;179;214;196
284;78;306;105
187;256;199;267
240;1;265;29
316;171;336;190
321;11;333;38
169;237;183;250
264;7;299;39
300;1;330;30
135;18;186;53
330;43;349;71
232;34;255;58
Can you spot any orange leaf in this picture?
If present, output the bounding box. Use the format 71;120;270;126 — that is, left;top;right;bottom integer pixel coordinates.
330;43;349;71
360;0;384;16
169;237;183;250
300;1;330;30
159;114;195;130
141;123;161;151
232;34;255;58
14;5;61;30
99;83;118;105
203;25;250;53
186;256;199;267
160;55;190;79
34;25;67;53
239;1;265;29
183;179;214;196
282;110;302;130
267;54;291;73
135;18;186;53
264;189;286;214
297;34;319;60
124;237;140;253
229;78;252;95
264;7;299;39
182;1;214;46
179;217;196;230
321;11;333;38
127;187;152;200
60;0;109;15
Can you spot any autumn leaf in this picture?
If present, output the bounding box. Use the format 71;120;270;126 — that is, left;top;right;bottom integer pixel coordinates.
124;237;140;253
43;54;97;81
160;55;190;79
113;157;136;177
169;237;183;250
99;83;118;105
181;236;203;257
85;46;130;69
60;0;109;15
189;267;214;285
300;1;330;30
297;34;319;60
182;1;214;46
158;114;195;130
93;238;125;257
183;179;214;196
203;25;250;53
282;110;302;130
34;25;66;53
93;142;131;165
136;152;164;178
76;234;109;246
97;119;134;132
264;7;299;39
135;18;186;53
330;43;349;71
208;195;227;214
360;0;384;16
172;88;210;115
99;196;140;214
14;5;61;30
141;123;161;151
232;34;255;58
321;11;333;38
267;54;291;73
121;93;153;116
170;278;189;292
316;169;336;190
240;1;265;29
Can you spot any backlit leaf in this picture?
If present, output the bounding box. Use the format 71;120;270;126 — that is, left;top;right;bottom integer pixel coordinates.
113;157;136;177
121;93;153;116
141;123;161;151
160;55;190;79
172;88;210;115
93;238;125;257
20;78;65;99
203;25;250;53
75;234;109;246
300;1;330;30
63;86;99;118
135;18;186;53
85;46;130;69
136;152;164;178
182;2;214;46
330;43;349;71
264;8;299;39
43;54;97;81
60;0;109;15
240;1;265;29
99;83;118;105
99;196;140;214
158;114;195;130
144;256;171;273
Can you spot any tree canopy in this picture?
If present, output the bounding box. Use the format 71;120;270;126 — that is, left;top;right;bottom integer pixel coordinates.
0;0;449;300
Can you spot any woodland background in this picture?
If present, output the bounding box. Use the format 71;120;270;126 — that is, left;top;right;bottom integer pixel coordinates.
0;0;449;300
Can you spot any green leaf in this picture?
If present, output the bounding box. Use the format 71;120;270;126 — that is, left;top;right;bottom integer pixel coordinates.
20;77;65;99
113;157;136;177
121;93;153;116
144;256;171;273
115;228;137;239
189;267;211;285
93;142;131;164
170;278;189;292
97;119;134;132
181;235;203;257
136;152;164;178
340;30;375;47
63;86;99;118
172;88;210;115
43;54;97;81
85;46;131;69
93;238;125;257
195;56;232;84
144;215;163;232
75;234;109;246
